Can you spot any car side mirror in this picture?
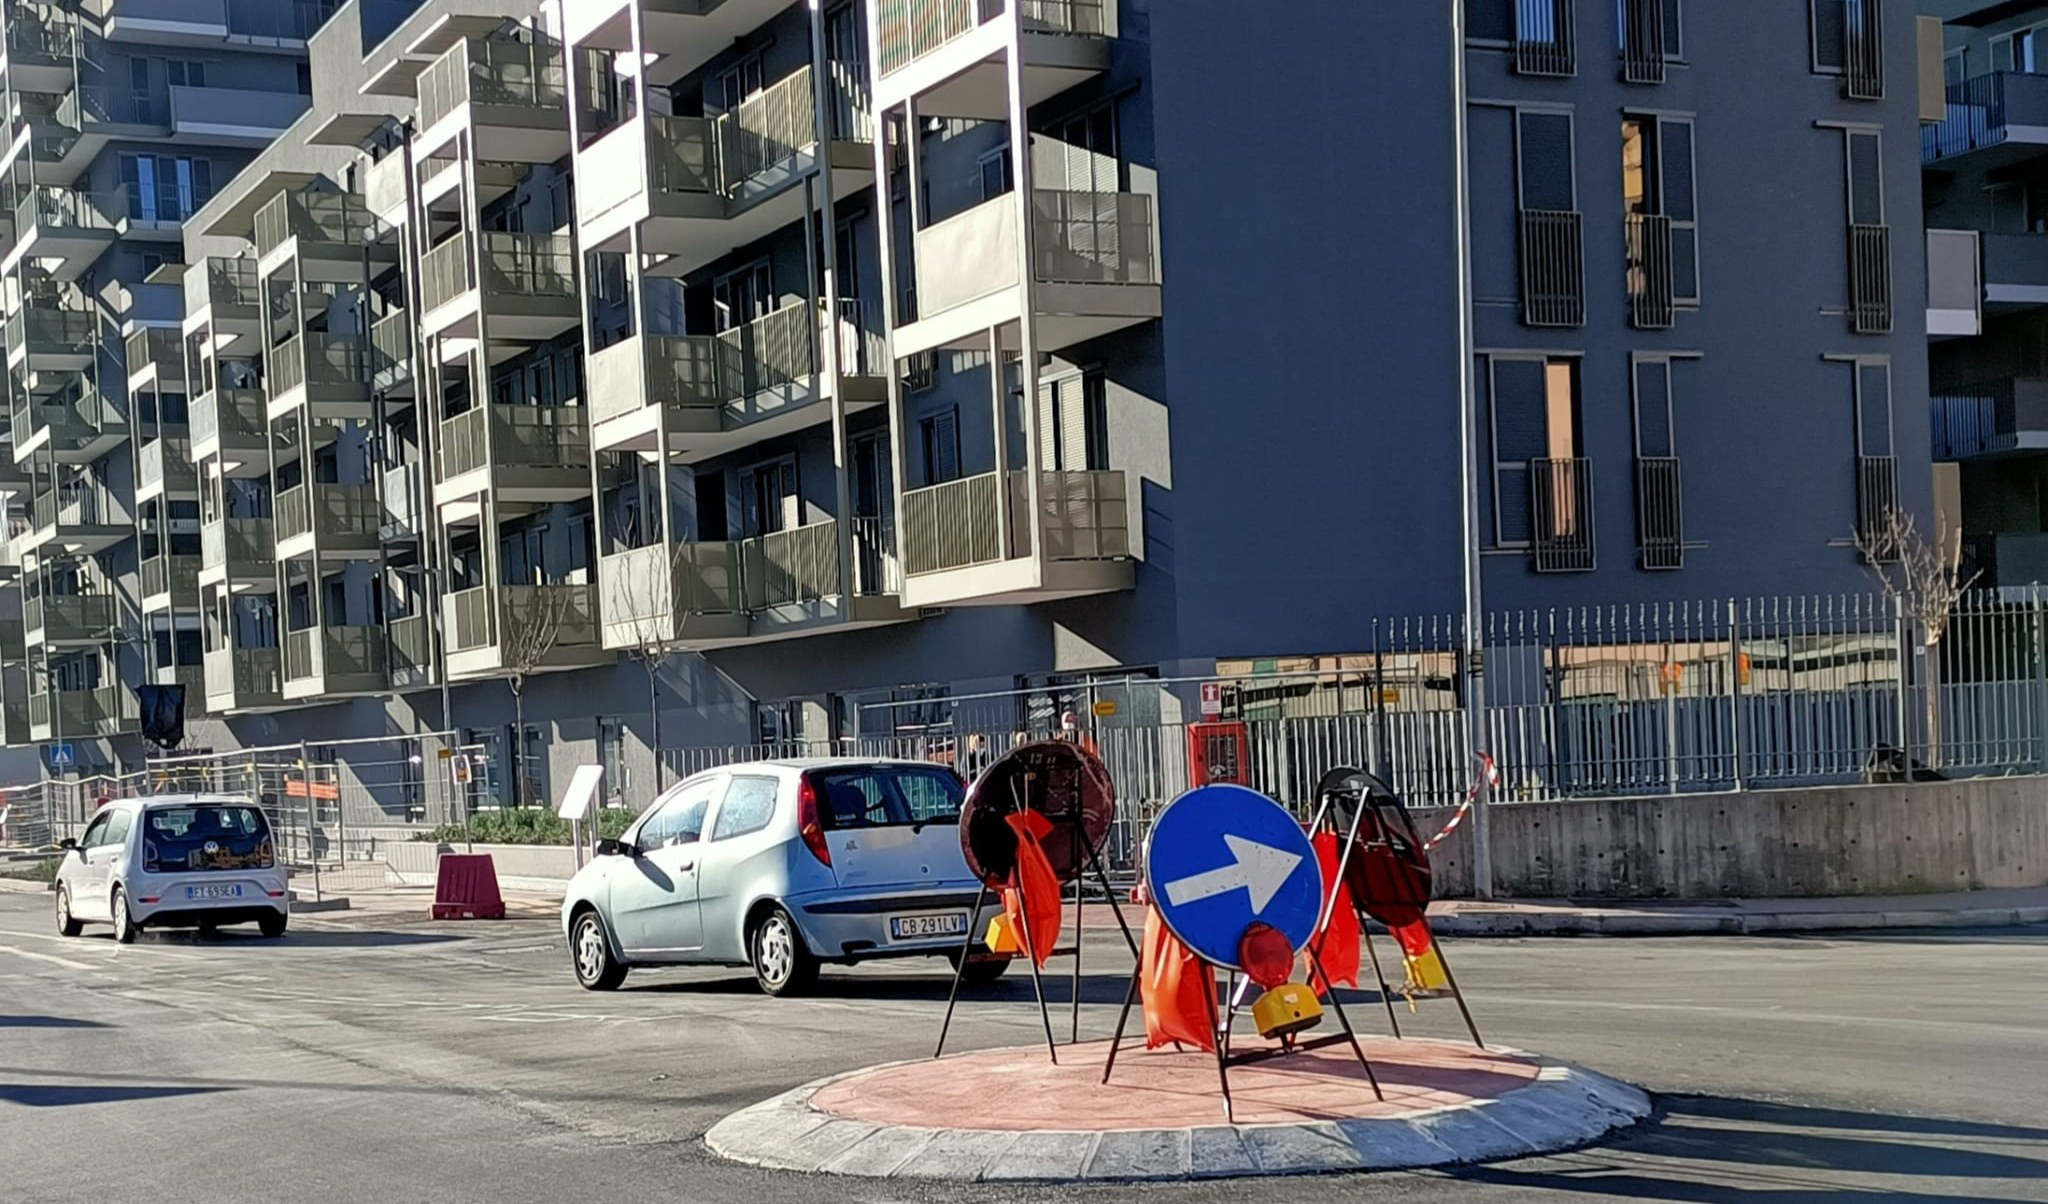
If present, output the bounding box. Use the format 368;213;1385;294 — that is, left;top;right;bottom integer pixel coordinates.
595;838;630;858
58;838;78;854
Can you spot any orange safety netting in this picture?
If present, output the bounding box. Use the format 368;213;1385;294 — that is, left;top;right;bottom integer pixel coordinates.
1001;810;1062;967
1304;830;1362;995
1139;905;1216;1052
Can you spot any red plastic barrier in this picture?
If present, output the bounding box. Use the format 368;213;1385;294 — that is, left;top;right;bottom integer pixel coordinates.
431;853;506;920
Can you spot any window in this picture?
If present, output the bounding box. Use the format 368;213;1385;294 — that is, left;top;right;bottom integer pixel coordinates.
979;146;1014;201
80;814;110;848
808;765;964;830
1945;48;1967;89
1036;371;1108;471
1517;110;1576;212
712;260;773;331
1621;114;1698;313
517;724;548;806
1617;0;1679;82
1843;128;1890;334
1845;129;1883;227
1483;354;1583;548
1842;357;1897;552
1813;0;1883;97
599;717;630;804
1491;0;1576;76
740;456;800;536
711;776;779;840
296;62;312;95
904;350;937;393
1812;0;1847;72
1048;101;1121;193
102;808;134;848
636;777;718;849
166;60;205;87
1516;108;1583;327
716;53;765;112
121;155;213;223
919;408;960;486
1631;354;1695;570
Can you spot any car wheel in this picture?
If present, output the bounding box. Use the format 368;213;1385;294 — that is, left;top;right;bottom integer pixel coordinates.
54;887;81;938
570;910;627;991
257;912;288;939
111;887;139;944
750;906;818;997
949;948;1013;988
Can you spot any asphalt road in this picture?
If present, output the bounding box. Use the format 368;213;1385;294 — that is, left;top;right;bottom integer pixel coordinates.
1;890;2044;1203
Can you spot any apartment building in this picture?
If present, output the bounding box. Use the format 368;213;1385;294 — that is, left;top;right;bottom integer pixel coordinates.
0;0;1941;795
1924;0;2048;591
0;0;335;776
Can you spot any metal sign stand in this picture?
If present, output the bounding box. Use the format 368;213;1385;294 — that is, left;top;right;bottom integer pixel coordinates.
1303;773;1484;1050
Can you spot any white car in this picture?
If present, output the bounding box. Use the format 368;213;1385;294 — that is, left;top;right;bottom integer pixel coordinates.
54;795;290;942
561;758;1009;995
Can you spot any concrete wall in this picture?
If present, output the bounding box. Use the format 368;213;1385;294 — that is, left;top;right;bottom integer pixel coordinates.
1415;776;2048;899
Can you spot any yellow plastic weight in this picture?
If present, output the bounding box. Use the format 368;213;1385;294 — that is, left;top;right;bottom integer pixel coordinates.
1250;983;1324;1039
983;912;1022;954
1403;946;1450;992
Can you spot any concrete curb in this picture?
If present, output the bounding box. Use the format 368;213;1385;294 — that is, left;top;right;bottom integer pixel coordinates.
1426;906;2048;938
704;1041;1652;1183
0;877;54;894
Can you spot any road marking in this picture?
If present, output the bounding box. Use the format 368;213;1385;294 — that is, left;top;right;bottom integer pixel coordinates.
1161;833;1303;913
0;943;96;971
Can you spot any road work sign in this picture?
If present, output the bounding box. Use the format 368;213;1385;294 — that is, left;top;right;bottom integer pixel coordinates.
1143;784;1323;971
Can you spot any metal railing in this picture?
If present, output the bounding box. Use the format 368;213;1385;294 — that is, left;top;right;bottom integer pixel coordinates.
202;515;274;569
1849;223;1892;335
419;236;470;313
124;326;184;384
446;582;598;654
389;613;434;684
269;331;367;397
141;554;201;601
1842;0;1883;101
1921;72;2048;163
138;436;194;494
1513;0;1575;77
877;0;1105;75
715;301;816;405
1856;455;1899;561
14;184;116;240
479;230;576;299
33;483;118;531
1519;209;1585;327
902;469;1127;576
28;685;135;739
902;472;1003;575
1635;456;1683;570
1031;190;1157;286
371;309;411;380
6;303;96;360
24;592;116;640
253;189;379;259
191;388;266;450
5;10;80;62
225;0;345;42
381;462;423;535
10;385;121;446
850;515;902;597
205;257;259;309
742;521;840;610
205;646;281;701
1627;212;1675;330
285;625;386;683
1618;0;1666;84
1531;456;1595;573
418;37;567;131
437;404;589;480
720;64;822;186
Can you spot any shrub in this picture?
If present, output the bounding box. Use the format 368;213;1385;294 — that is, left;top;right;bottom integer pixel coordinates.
417;807;638;846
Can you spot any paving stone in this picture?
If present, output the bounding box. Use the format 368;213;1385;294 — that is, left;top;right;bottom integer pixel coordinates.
1186;1126;1258;1178
1407;1103;1535;1165
900;1128;1009;1181
816;1123;937;1177
1084;1128;1190;1180
770;1118;879;1171
1241;1122;1365;1174
981;1131;1093;1181
1334;1116;1459;1169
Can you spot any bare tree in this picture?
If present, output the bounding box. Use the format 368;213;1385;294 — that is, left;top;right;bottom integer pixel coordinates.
499;586;571;806
1854;508;1978;769
614;545;690;794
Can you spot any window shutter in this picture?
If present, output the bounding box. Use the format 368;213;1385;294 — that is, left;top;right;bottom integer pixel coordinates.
1058;375;1087;472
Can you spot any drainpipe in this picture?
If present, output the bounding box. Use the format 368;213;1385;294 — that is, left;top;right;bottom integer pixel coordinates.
1452;0;1494;899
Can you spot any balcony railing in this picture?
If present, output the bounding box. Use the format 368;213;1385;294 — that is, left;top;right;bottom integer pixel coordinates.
24;592;116;641
191;387;266;450
10;385;122;448
124;326;184;384
877;0;1107;76
14;184;117;241
1857;454;1900;561
1927;228;1983;337
1519;209;1585;328
203;257;259;310
284;625;386;684
446;582;599;654
381;462;423;537
141;554;201;601
29;685;136;738
1031;190;1158;286
420;232;576;314
370;309;411;382
437;404;589;480
201;515;274;569
1618;0;1666;84
5;11;80;63
1841;0;1883;101
1634;456;1682;571
205;646;281;701
1530;456;1595;573
138;436;195;494
224;0;345;42
1849;223;1892;335
388;612;433;684
32;483;118;532
1626;212;1675;330
275;483;379;545
1923;72;2048;164
253;189;379;260
418;37;567;132
6;303;96;361
268;332;368;398
1930;379;2048;461
901;469;1127;576
1512;0;1575;77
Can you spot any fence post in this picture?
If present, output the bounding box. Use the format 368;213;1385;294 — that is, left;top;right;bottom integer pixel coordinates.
1894;593;1912;762
1728;598;1745;791
2034;585;2048;775
300;739;320;904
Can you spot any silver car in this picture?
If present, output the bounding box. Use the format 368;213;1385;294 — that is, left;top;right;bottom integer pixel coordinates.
53;794;290;942
560;758;1010;995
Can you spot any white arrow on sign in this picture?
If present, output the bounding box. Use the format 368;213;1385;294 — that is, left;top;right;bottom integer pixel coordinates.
1161;833;1303;915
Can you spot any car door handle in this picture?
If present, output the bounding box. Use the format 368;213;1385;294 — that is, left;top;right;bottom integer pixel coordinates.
676;862;693;872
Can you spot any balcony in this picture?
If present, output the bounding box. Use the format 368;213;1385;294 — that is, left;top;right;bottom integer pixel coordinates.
168;84;307;145
124;326;187;396
136;435;197;502
442;582;609;681
1509;0;1574;77
588;299;887;459
1617;0;1667;84
1530;457;1595;573
417;231;579;343
9;383;128;464
204;645;283;713
898;469;1130;607
1931;379;2048;461
5;296;97;370
24;592;116;646
5;185;117;280
1968;533;2048;593
1634;456;1682;571
282;624;387;700
387;612;435;690
566;0;797;80
1857;455;1900;561
140;553;202;612
1980;232;2048;318
380;462;426;542
1;10;80;93
370;309;413;398
274;482;380;559
597;518;908;650
900;189;1161;357
30;483;128;554
0;683;27;747
28;685;138;741
1927;229;1982;338
266;332;372;419
433;404;590;506
1924;72;2048;168
1849;223;1892;335
187;257;261;345
575;65;874;274
415;37;568;163
874;0;1111;117
190;387;267;467
1625;213;1674;330
1519;209;1584;328
198;515;274;590
253;188;391;282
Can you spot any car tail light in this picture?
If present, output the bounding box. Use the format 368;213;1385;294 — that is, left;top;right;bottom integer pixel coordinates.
257;838;275;869
143;840;160;873
796;775;831;867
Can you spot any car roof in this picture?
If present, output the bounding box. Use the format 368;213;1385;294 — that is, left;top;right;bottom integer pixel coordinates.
119;793;261;810
705;756;939;773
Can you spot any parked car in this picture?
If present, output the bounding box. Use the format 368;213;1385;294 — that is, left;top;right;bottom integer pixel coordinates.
561;758;1009;995
54;795;290;942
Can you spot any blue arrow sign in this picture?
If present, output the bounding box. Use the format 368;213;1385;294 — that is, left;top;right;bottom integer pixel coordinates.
1144;784;1323;971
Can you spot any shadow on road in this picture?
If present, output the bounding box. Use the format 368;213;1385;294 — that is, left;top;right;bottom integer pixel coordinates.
0;1015;110;1029
0;1083;232;1108
1449;1094;2048;1201
103;929;465;951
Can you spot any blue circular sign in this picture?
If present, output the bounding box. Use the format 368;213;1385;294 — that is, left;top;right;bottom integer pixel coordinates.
1143;785;1323;971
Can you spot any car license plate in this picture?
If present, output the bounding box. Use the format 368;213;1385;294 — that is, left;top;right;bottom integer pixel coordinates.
889;913;967;940
186;884;242;900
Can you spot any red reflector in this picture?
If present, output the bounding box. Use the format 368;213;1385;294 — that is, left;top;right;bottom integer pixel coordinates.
266;890;286;898
1239;922;1295;991
138;897;160;905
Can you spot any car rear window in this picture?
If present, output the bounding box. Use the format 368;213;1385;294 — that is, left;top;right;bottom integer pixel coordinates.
144;804;273;872
811;765;963;831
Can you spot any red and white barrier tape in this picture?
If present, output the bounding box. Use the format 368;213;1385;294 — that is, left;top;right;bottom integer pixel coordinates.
1423;752;1498;851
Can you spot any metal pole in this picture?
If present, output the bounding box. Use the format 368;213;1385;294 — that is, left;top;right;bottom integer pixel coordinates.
1451;0;1492;898
2033;585;2047;774
299;739;319;903
1729;598;1746;791
1895;593;1911;762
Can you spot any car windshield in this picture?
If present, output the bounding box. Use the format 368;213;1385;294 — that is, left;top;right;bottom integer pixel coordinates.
810;765;964;831
144;804;273;872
